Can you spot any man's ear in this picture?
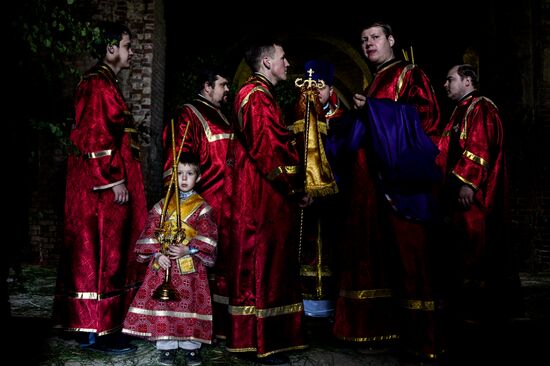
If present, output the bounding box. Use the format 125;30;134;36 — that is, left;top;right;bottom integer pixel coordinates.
388;35;395;47
107;44;116;55
262;56;271;70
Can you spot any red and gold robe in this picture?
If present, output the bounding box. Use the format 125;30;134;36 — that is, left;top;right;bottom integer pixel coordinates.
52;63;147;335
162;96;233;226
436;92;519;322
122;192;217;343
333;59;442;358
221;73;307;358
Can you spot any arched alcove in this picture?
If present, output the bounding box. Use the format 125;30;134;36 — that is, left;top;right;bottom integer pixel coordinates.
232;32;372;109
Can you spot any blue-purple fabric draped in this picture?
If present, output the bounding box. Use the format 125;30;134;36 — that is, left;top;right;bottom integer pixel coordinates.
353;98;441;221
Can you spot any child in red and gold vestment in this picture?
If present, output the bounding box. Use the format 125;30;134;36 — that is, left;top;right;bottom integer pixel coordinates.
123;154;217;366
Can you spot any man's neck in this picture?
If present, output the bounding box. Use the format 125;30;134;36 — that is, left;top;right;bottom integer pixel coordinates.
255;71;276;86
458;90;476;103
102;59;121;75
376;56;397;70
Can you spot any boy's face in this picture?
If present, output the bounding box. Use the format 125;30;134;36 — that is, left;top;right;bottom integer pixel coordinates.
177;163;200;193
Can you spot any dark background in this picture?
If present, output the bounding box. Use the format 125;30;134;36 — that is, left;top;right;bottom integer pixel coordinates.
163;0;489;104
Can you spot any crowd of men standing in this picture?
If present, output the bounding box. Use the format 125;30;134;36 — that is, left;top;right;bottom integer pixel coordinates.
48;19;523;366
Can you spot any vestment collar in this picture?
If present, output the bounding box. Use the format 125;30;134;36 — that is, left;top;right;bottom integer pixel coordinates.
252;72;274;88
375;58;402;74
194;94;219;111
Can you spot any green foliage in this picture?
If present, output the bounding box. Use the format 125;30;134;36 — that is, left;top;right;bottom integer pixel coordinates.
18;0;98;81
30;118;75;153
14;0;100;150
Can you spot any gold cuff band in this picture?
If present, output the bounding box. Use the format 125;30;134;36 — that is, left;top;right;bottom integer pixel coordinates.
85;149;112;159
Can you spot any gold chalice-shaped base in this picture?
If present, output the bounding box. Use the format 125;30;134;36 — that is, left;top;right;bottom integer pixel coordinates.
152;225;185;302
153;281;180;301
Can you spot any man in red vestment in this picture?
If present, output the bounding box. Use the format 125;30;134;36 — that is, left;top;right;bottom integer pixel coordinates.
161;66;233;342
222;37;310;365
162;66;232;225
333;22;443;361
52;21;147;354
437;64;522;335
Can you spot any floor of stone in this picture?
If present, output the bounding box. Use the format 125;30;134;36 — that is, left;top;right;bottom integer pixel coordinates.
7;264;550;366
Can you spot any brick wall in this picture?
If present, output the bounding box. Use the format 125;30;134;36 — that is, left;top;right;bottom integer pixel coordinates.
28;137;66;265
511;0;550;273
470;0;550;273
531;0;550;271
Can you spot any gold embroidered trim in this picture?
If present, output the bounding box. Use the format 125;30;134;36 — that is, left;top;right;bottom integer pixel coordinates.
85;149;112;159
463;150;489;168
266;165;300;181
336;334;399;342
395;64;416;101
127;306;213;321
123;328;211;343
194;235;217;247
300;265;333;277
136;238;159;245
62;282;141;300
225;345;309;357
339;288;393;299
228;302;303;318
185;103;233;142
400;299;435;311
237;85;271;129
290;119;328;135
56;326;121;336
451;170;479;190
212;294;229;305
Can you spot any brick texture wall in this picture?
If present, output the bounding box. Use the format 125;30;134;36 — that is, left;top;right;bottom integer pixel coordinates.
531;0;550;271
475;0;550;273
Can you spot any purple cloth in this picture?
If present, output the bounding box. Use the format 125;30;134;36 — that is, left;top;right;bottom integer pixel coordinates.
324;113;355;189
366;98;440;185
365;98;440;221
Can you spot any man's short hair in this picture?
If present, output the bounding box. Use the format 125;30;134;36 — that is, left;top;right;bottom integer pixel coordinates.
244;36;282;72
91;21;132;60
456;64;480;89
195;66;228;94
363;21;394;38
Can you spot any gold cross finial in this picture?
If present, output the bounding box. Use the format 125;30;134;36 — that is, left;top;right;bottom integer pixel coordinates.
295;68;325;90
